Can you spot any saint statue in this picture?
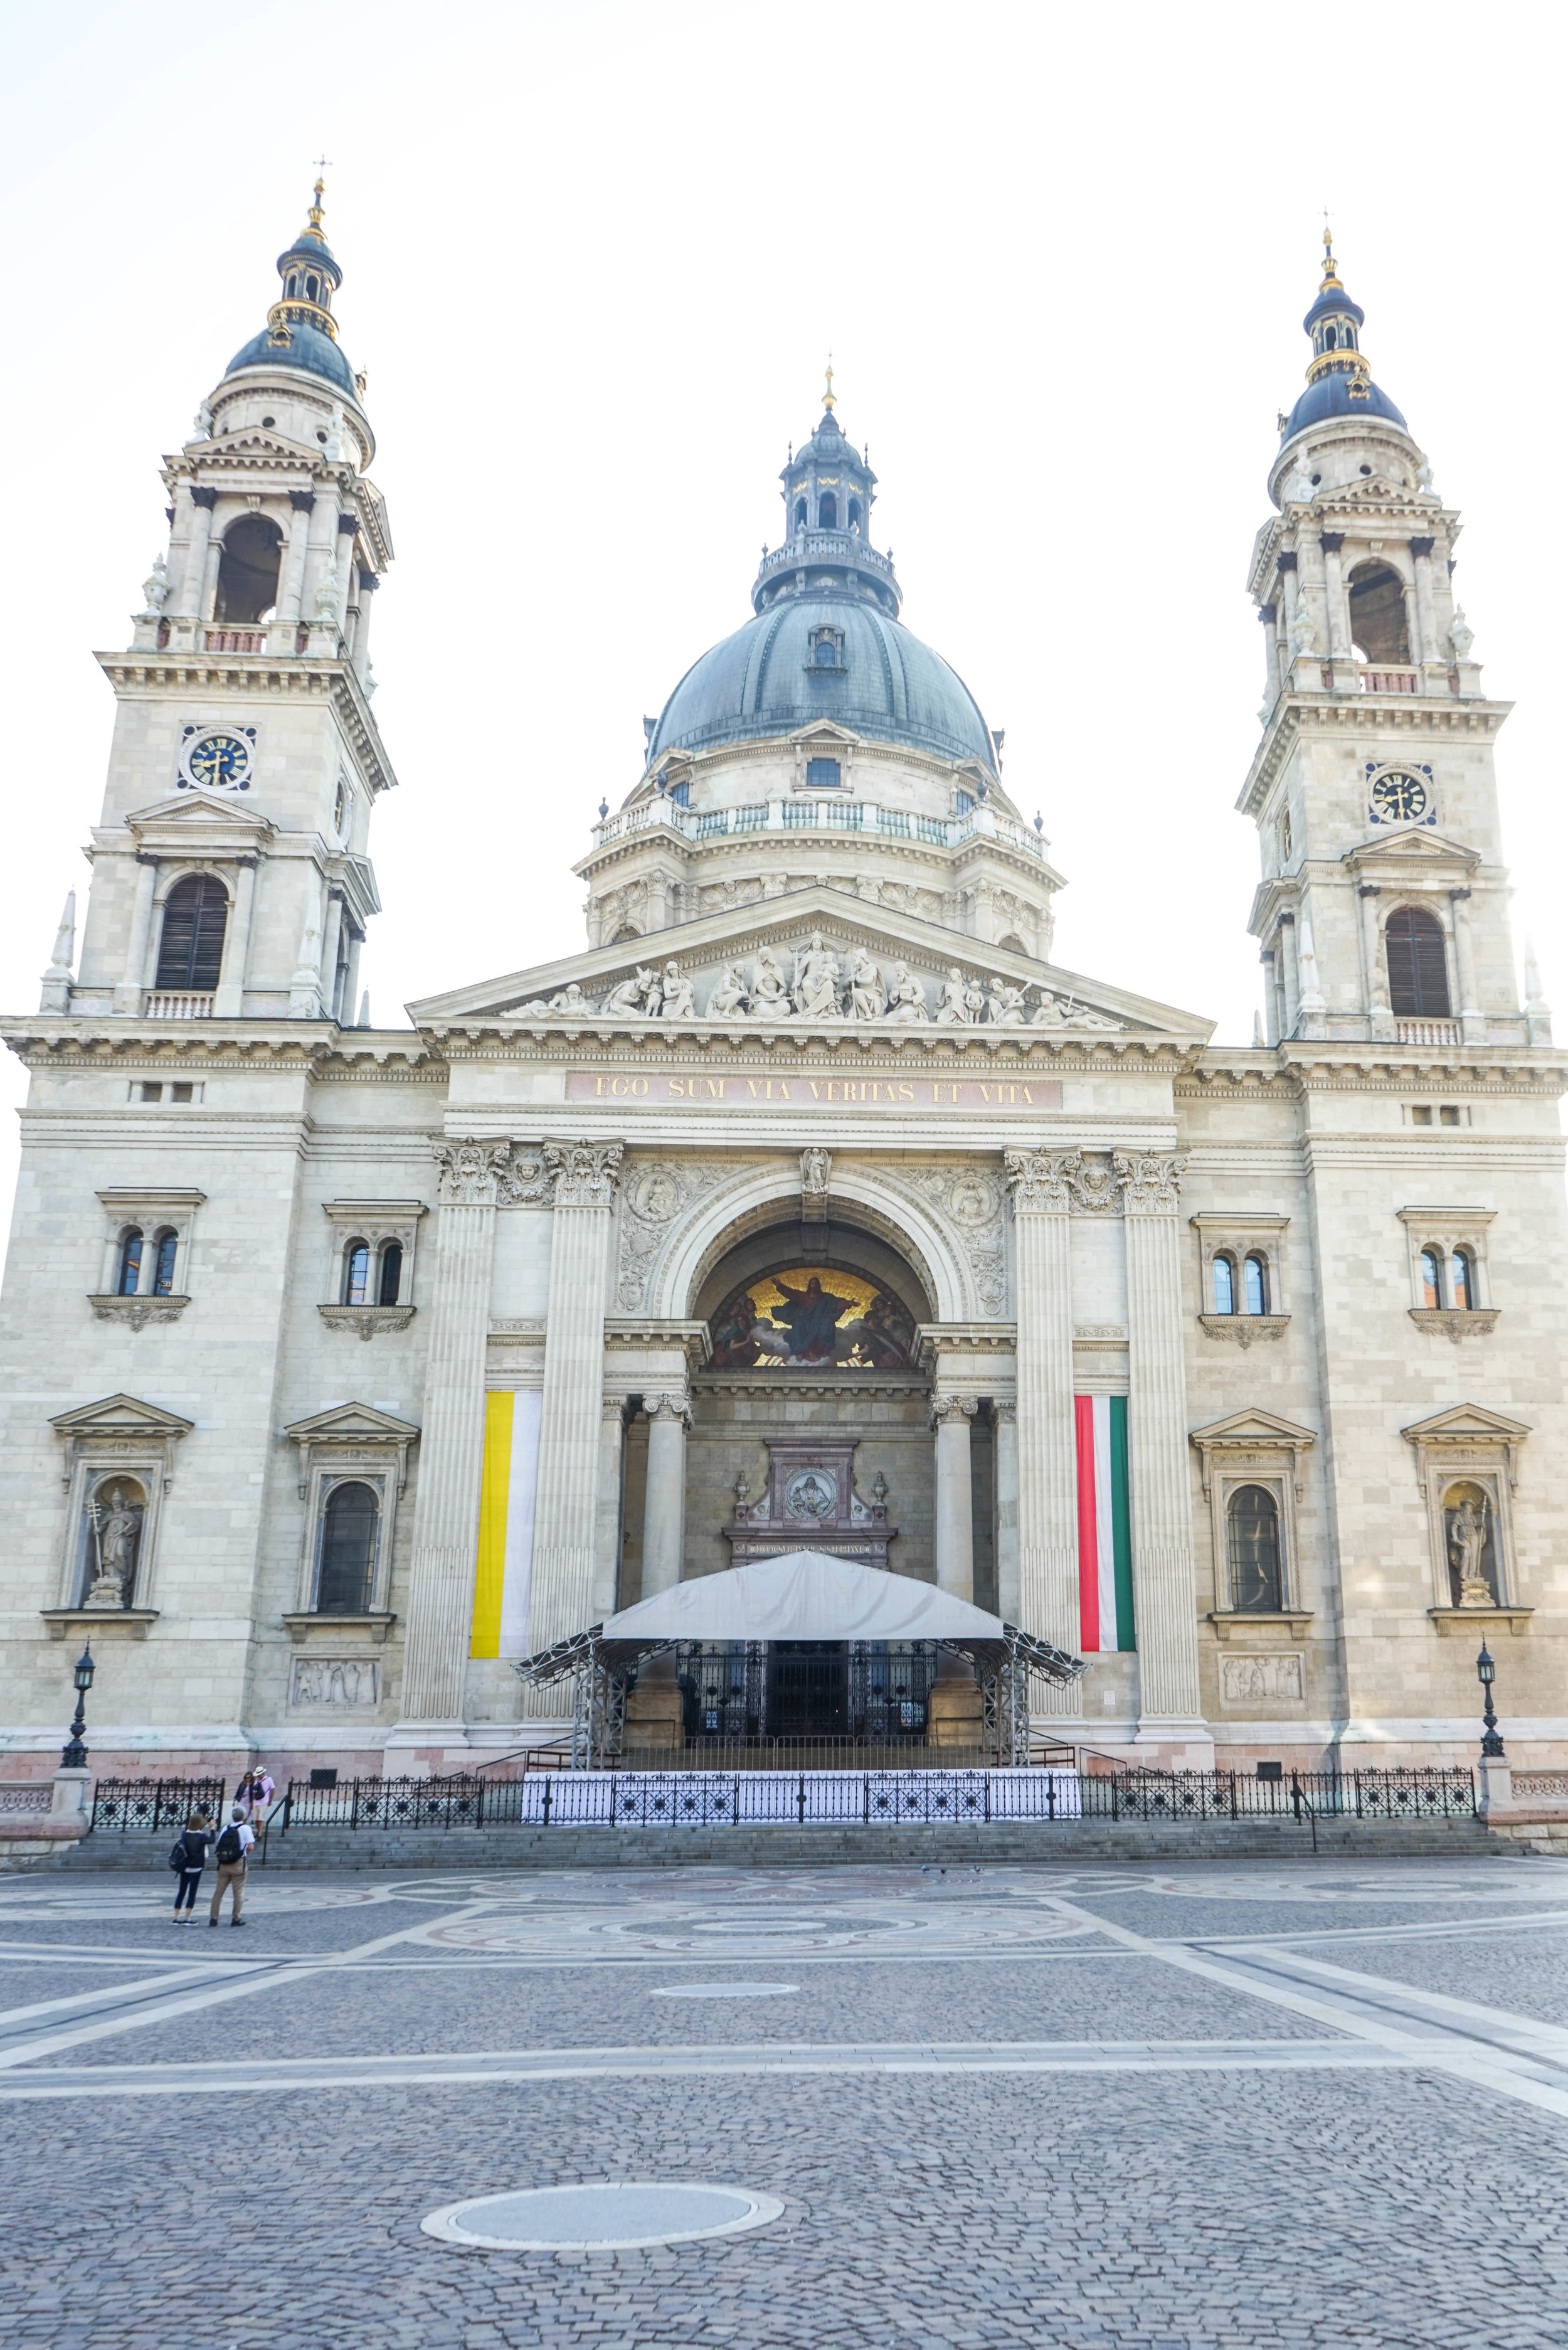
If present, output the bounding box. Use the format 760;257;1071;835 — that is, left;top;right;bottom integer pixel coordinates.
84;1487;142;1609
660;961;696;1019
749;947;792;1016
1449;1495;1493;1607
705;964;749;1019
601;968;656;1018
884;963;929;1023
935;966;973;1025
141;556;172;615
987;976;1028;1025
845;947;886;1021
793;932;841;1019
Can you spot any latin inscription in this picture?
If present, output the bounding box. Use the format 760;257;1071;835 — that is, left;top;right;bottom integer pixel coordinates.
566;1071;1062;1110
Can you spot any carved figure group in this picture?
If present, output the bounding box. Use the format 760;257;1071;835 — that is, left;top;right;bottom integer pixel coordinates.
516;982;589;1018
583;938;1121;1030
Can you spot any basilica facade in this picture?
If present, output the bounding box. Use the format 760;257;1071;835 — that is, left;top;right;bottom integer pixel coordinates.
1;198;1564;1780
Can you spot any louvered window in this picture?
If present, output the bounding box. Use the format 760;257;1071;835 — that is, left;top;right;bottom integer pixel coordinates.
1384;907;1451;1016
154;875;229;991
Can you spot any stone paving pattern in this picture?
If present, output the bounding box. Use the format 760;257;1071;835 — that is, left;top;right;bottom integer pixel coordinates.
3;1858;1568;2346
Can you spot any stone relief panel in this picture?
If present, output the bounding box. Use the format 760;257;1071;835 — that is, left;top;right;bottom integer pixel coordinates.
886;1164;1007;1315
1219;1653;1305;1706
290;1656;381;1710
616;1156;734;1311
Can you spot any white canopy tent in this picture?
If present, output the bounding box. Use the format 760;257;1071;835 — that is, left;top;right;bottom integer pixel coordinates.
600;1550;1012;1649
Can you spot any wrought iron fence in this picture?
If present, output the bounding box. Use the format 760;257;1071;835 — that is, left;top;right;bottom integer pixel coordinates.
88;1777;228;1833
270;1763;1475;1833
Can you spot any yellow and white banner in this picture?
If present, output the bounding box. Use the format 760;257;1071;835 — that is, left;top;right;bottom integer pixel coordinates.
470;1390;542;1660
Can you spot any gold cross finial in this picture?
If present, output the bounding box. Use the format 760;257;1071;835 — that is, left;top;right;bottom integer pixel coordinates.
823;353;836;413
309;157;332;233
1320;210;1342;289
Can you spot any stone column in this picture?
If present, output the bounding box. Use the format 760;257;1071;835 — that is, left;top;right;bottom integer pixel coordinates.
640;1392;691;1599
1450;888;1486;1042
1278;912;1300;1036
1116;1151;1205;1745
993;1401;1020;1622
319;891;346;1019
1258;602;1280;706
177;487;217;616
1004;1152;1080;1715
1319;532;1349;664
398;1140;514;1727
591;1396;628;1620
1259;949;1281;1048
931;1394;977;1602
277;491;315;629
114;854;159;1015
1359;884;1392;1040
1276;551;1299;663
526;1142;624;1654
213;857;257;1019
1410;536;1441;679
353;571;378;681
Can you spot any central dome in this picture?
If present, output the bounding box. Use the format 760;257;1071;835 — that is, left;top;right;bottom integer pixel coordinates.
648;591;998;775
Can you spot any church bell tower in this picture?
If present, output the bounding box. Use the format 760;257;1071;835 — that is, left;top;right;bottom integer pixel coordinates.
41;180;397;1028
1239;232;1545;1051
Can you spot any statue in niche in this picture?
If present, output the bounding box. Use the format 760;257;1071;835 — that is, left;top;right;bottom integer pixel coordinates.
749;947;792;1017
660;960;696;1019
844;947;886;1021
935;966;973;1025
706;964;750;1019
792;932;842;1019
884;963;929;1023
83;1483;144;1609
1448;1491;1494;1607
987;976;1028;1025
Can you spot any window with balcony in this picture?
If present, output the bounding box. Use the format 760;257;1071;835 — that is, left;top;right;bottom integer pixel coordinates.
1347;560;1411;665
214;514;283;625
1385;907;1451;1017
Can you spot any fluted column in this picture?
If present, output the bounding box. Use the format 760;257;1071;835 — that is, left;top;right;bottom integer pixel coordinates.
640;1391;691;1599
1004;1152;1079;1711
993;1401;1019;1623
1359;884;1392;1040
399;1140;514;1725
1117;1150;1204;1740
177;487;217;617
114;854;159;1015
212;856;257;1019
1319;531;1350;664
277;491;315;629
591;1395;628;1620
526;1141;624;1653
1450;888;1486;1043
931;1394;977;1601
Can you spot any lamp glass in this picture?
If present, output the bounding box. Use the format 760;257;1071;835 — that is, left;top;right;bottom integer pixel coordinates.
1476;1646;1495;1686
73;1646;95;1692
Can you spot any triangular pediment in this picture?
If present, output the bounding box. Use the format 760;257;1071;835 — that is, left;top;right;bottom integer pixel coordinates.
1190;1408;1316;1448
788;720;862;747
123;791;276;847
284;1401;421;1443
1345;827;1480;873
409;883;1212;1041
1402;1403;1531;1444
49;1392;194;1439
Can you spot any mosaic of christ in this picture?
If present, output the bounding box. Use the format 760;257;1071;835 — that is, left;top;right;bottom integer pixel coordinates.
709;1267;918;1371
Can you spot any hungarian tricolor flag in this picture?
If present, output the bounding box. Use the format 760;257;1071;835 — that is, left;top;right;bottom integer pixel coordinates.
1074;1395;1135;1652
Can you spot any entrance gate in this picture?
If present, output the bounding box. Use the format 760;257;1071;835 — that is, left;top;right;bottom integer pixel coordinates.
677;1640;938;1746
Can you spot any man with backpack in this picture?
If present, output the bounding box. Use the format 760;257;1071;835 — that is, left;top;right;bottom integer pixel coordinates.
168;1807;214;1922
208;1804;255;1927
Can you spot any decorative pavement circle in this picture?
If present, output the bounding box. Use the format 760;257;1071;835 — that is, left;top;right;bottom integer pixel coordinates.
649;1982;800;1997
420;2180;785;2251
421;1901;1089;1957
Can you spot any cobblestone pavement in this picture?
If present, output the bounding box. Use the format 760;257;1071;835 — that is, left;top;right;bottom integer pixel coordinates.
4;1856;1568;2346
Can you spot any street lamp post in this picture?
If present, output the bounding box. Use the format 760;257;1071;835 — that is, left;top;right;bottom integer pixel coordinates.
60;1642;95;1770
1476;1644;1505;1761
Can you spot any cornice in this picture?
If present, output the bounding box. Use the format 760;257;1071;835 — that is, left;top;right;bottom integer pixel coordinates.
1239;694;1512;821
1185;1046;1567;1097
414;1018;1195;1071
2;1017;436;1074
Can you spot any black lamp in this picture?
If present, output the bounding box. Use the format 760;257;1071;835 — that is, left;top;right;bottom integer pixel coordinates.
1476;1644;1505;1760
60;1642;95;1770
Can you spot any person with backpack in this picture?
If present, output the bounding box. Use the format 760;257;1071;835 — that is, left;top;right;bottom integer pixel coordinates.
168;1807;214;1922
208;1804;255;1927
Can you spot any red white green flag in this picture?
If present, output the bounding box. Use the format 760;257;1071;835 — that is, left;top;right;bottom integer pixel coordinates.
1074;1394;1135;1652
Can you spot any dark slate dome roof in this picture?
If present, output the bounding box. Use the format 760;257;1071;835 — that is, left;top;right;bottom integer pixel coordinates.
223;321;358;396
649;593;997;774
1281;369;1407;444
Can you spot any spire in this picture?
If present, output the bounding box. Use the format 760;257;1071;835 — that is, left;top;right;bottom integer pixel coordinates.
1301;226;1369;391
39;891;75;1014
268;171;344;349
823;353;836;413
1318;213;1343;295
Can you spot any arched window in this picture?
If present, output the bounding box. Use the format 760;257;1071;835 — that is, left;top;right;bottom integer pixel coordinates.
1227;1485;1283;1612
305;273;320;302
793;497;807;530
1243;1255;1268;1315
1420;1247;1443;1308
818;492;838;529
1347;561;1411;665
1324;324;1338;350
154;874;229;992
1385;907;1451;1017
813;637;837;666
152;1230;179;1297
378;1243;403;1307
1450;1248;1473;1309
117;1230;144;1295
316;1481;378;1614
214;514;283;625
344;1241;371;1306
847;496;862;531
1211;1255;1236;1314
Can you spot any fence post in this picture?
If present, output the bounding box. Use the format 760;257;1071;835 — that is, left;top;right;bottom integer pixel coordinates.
798;1770;807;1826
1291;1770;1301;1822
351;1777;361;1832
543;1774;553;1826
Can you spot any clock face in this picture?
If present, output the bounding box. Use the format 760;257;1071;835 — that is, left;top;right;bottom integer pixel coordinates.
186;731;250;790
1370;768;1428;824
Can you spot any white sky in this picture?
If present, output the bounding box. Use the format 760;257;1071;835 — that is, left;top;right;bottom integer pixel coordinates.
0;1;1562;1208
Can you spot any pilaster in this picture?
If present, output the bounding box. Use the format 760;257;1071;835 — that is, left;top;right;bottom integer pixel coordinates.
1004;1150;1079;1711
527;1140;625;1652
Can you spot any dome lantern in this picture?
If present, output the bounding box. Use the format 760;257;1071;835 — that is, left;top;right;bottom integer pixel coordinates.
221;173;363;403
1276;227;1409;452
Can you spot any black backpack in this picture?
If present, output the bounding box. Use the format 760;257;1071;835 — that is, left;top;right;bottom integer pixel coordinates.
166;1836;188;1872
215;1824;243;1865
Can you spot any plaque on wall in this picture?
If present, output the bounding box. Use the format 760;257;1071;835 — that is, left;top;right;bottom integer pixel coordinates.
726;1438;896;1568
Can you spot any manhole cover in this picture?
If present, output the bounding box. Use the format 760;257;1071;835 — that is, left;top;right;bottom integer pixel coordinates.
650;1982;799;1999
421;2181;785;2251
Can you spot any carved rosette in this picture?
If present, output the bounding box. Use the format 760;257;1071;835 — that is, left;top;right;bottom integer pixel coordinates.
544;1139;625;1208
1113;1149;1186;1215
432;1139;514;1206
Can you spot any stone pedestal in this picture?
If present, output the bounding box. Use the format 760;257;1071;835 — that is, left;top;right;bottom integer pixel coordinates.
1477;1755;1513;1815
50;1767;91;1823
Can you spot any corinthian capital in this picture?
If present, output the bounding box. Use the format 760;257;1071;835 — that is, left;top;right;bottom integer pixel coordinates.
432;1138;512;1206
543;1139;625;1208
1003;1147;1074;1214
1112;1149;1187;1215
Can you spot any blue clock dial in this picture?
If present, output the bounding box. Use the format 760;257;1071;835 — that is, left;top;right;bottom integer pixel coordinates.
188;732;250;789
1370;770;1427;824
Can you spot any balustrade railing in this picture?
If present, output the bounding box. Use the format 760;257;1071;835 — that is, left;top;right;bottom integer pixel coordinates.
205;629;268;654
1359;666;1420;693
0;1784;52;1817
145;992;214;1019
591;799;1043;859
1395;1017;1461;1047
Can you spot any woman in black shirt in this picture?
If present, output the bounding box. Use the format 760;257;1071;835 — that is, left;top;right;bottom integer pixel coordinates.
172;1810;214;1921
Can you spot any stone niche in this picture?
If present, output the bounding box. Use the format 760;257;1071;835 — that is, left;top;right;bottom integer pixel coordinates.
726;1438;895;1567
